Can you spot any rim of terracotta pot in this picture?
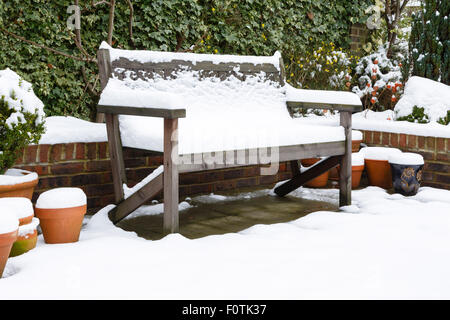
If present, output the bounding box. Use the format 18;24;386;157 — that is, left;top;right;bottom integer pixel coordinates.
18;214;34;226
35;205;87;220
0;229;18;246
0;178;39;193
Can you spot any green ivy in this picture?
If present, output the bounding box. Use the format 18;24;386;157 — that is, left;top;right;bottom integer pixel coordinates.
0;0;372;120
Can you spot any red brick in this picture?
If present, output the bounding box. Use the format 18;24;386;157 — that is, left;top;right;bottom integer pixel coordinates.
51;162;84;175
417;151;435;161
124;158;147;168
279;162;287;172
71;174;103;187
223;168;244;180
399;134;407;149
39;145;50;163
85;160;111;172
236;177;259;188
260;174;277;185
381;132;390;145
418;136;425;149
180;172;205;185
14;148;24;165
364;131;373;144
50;144;64;162
38;176;71;189
426;137;435;150
86;143;97;160
436;153;449;162
32;165;50;176
436;138;446;152
189;183;212;195
390;133;399;147
25;145;39;163
85;184;114;197
214;179;236;192
75;143;85;160
98;143;108;159
147;155;163;166
373;131;381;144
407;135;417;149
435;174;450;185
242;166;259;177
65;143;76;160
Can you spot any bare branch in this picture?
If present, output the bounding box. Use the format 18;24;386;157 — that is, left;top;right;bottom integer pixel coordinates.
107;0;116;45
92;0;111;6
0;27;96;63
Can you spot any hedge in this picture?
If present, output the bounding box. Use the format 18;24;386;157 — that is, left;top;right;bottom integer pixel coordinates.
0;0;372;120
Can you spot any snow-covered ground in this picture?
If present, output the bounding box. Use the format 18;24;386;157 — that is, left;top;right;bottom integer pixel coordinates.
2;185;450;299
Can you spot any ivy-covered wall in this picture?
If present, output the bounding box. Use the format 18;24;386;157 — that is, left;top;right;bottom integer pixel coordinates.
0;0;372;120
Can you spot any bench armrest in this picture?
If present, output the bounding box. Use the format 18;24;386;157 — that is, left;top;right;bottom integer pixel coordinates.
286;100;361;112
97;104;186;119
286;86;362;113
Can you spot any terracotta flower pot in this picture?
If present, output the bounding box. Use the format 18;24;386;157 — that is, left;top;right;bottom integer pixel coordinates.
301;158;329;188
335;165;365;189
35;205;86;244
0;169;39;200
351;165;364;189
365;159;393;189
0;230;18;278
352;140;362;153
9;218;39;257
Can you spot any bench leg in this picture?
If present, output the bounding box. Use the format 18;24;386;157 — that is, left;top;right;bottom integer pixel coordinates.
105;113;126;203
163;118;179;234
339;111;352;207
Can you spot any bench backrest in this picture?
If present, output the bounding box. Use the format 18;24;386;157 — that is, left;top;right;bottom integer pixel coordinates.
97;44;286;92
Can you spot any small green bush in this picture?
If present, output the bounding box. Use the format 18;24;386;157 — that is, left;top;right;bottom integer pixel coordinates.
437;110;450;126
396;105;429;124
0;70;45;173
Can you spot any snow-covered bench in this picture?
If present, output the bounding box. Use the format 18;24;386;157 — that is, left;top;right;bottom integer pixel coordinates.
97;42;362;233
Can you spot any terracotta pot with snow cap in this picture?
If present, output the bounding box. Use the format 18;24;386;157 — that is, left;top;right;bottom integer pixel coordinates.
0;212;19;278
34;188;87;244
0;169;39;200
10;218;39;257
360;147;402;189
388;153;424;196
0;197;34;226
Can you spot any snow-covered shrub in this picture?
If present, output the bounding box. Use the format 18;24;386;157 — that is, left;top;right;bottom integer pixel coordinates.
394;76;450;125
0;69;45;173
406;0;449;84
352;45;404;111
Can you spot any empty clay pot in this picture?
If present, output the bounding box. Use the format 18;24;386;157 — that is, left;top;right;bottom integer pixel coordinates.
0;230;18;278
35;205;86;244
301;158;329;188
365;159;393;189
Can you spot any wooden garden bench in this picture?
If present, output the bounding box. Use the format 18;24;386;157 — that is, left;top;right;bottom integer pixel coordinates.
96;43;362;234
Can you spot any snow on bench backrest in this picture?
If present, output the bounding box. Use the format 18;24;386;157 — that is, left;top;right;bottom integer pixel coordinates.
100;42;284;85
97;42;288;115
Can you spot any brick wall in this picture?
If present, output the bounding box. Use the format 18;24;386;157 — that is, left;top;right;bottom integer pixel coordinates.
361;130;450;190
350;23;369;53
13;142;293;214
